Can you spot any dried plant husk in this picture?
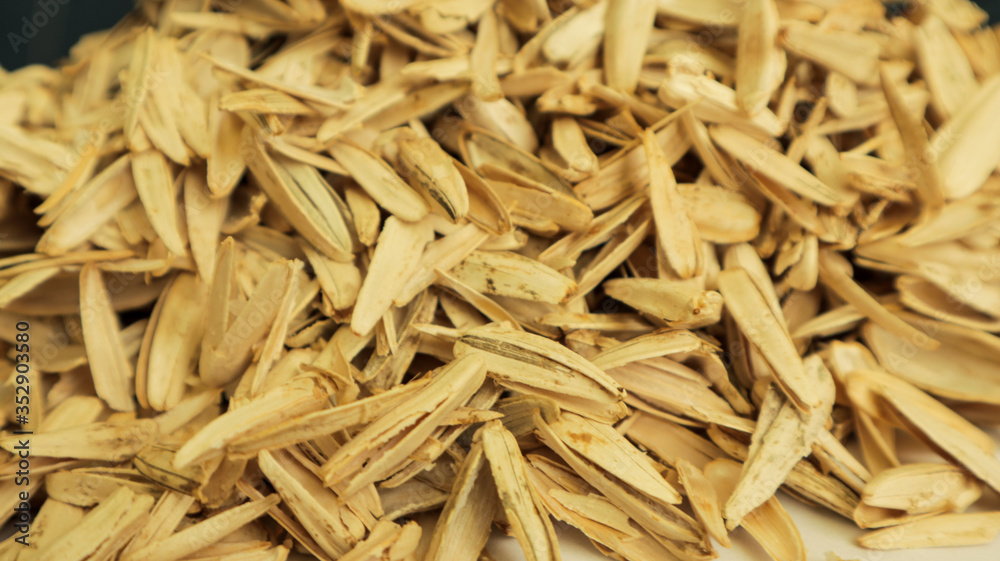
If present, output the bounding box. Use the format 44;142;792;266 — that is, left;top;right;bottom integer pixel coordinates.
705;459;806;561
454;323;627;423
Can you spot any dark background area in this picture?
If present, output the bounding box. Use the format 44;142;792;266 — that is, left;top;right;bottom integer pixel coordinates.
1;0;134;69
0;0;998;70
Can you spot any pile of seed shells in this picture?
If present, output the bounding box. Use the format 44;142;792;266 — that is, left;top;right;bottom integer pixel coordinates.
1;0;1000;560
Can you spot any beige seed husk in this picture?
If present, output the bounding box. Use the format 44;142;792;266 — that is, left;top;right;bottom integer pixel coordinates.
526;457;683;561
481;420;561;561
723;357;836;528
79;264;135;412
706;459;807;561
858;511;1000;549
